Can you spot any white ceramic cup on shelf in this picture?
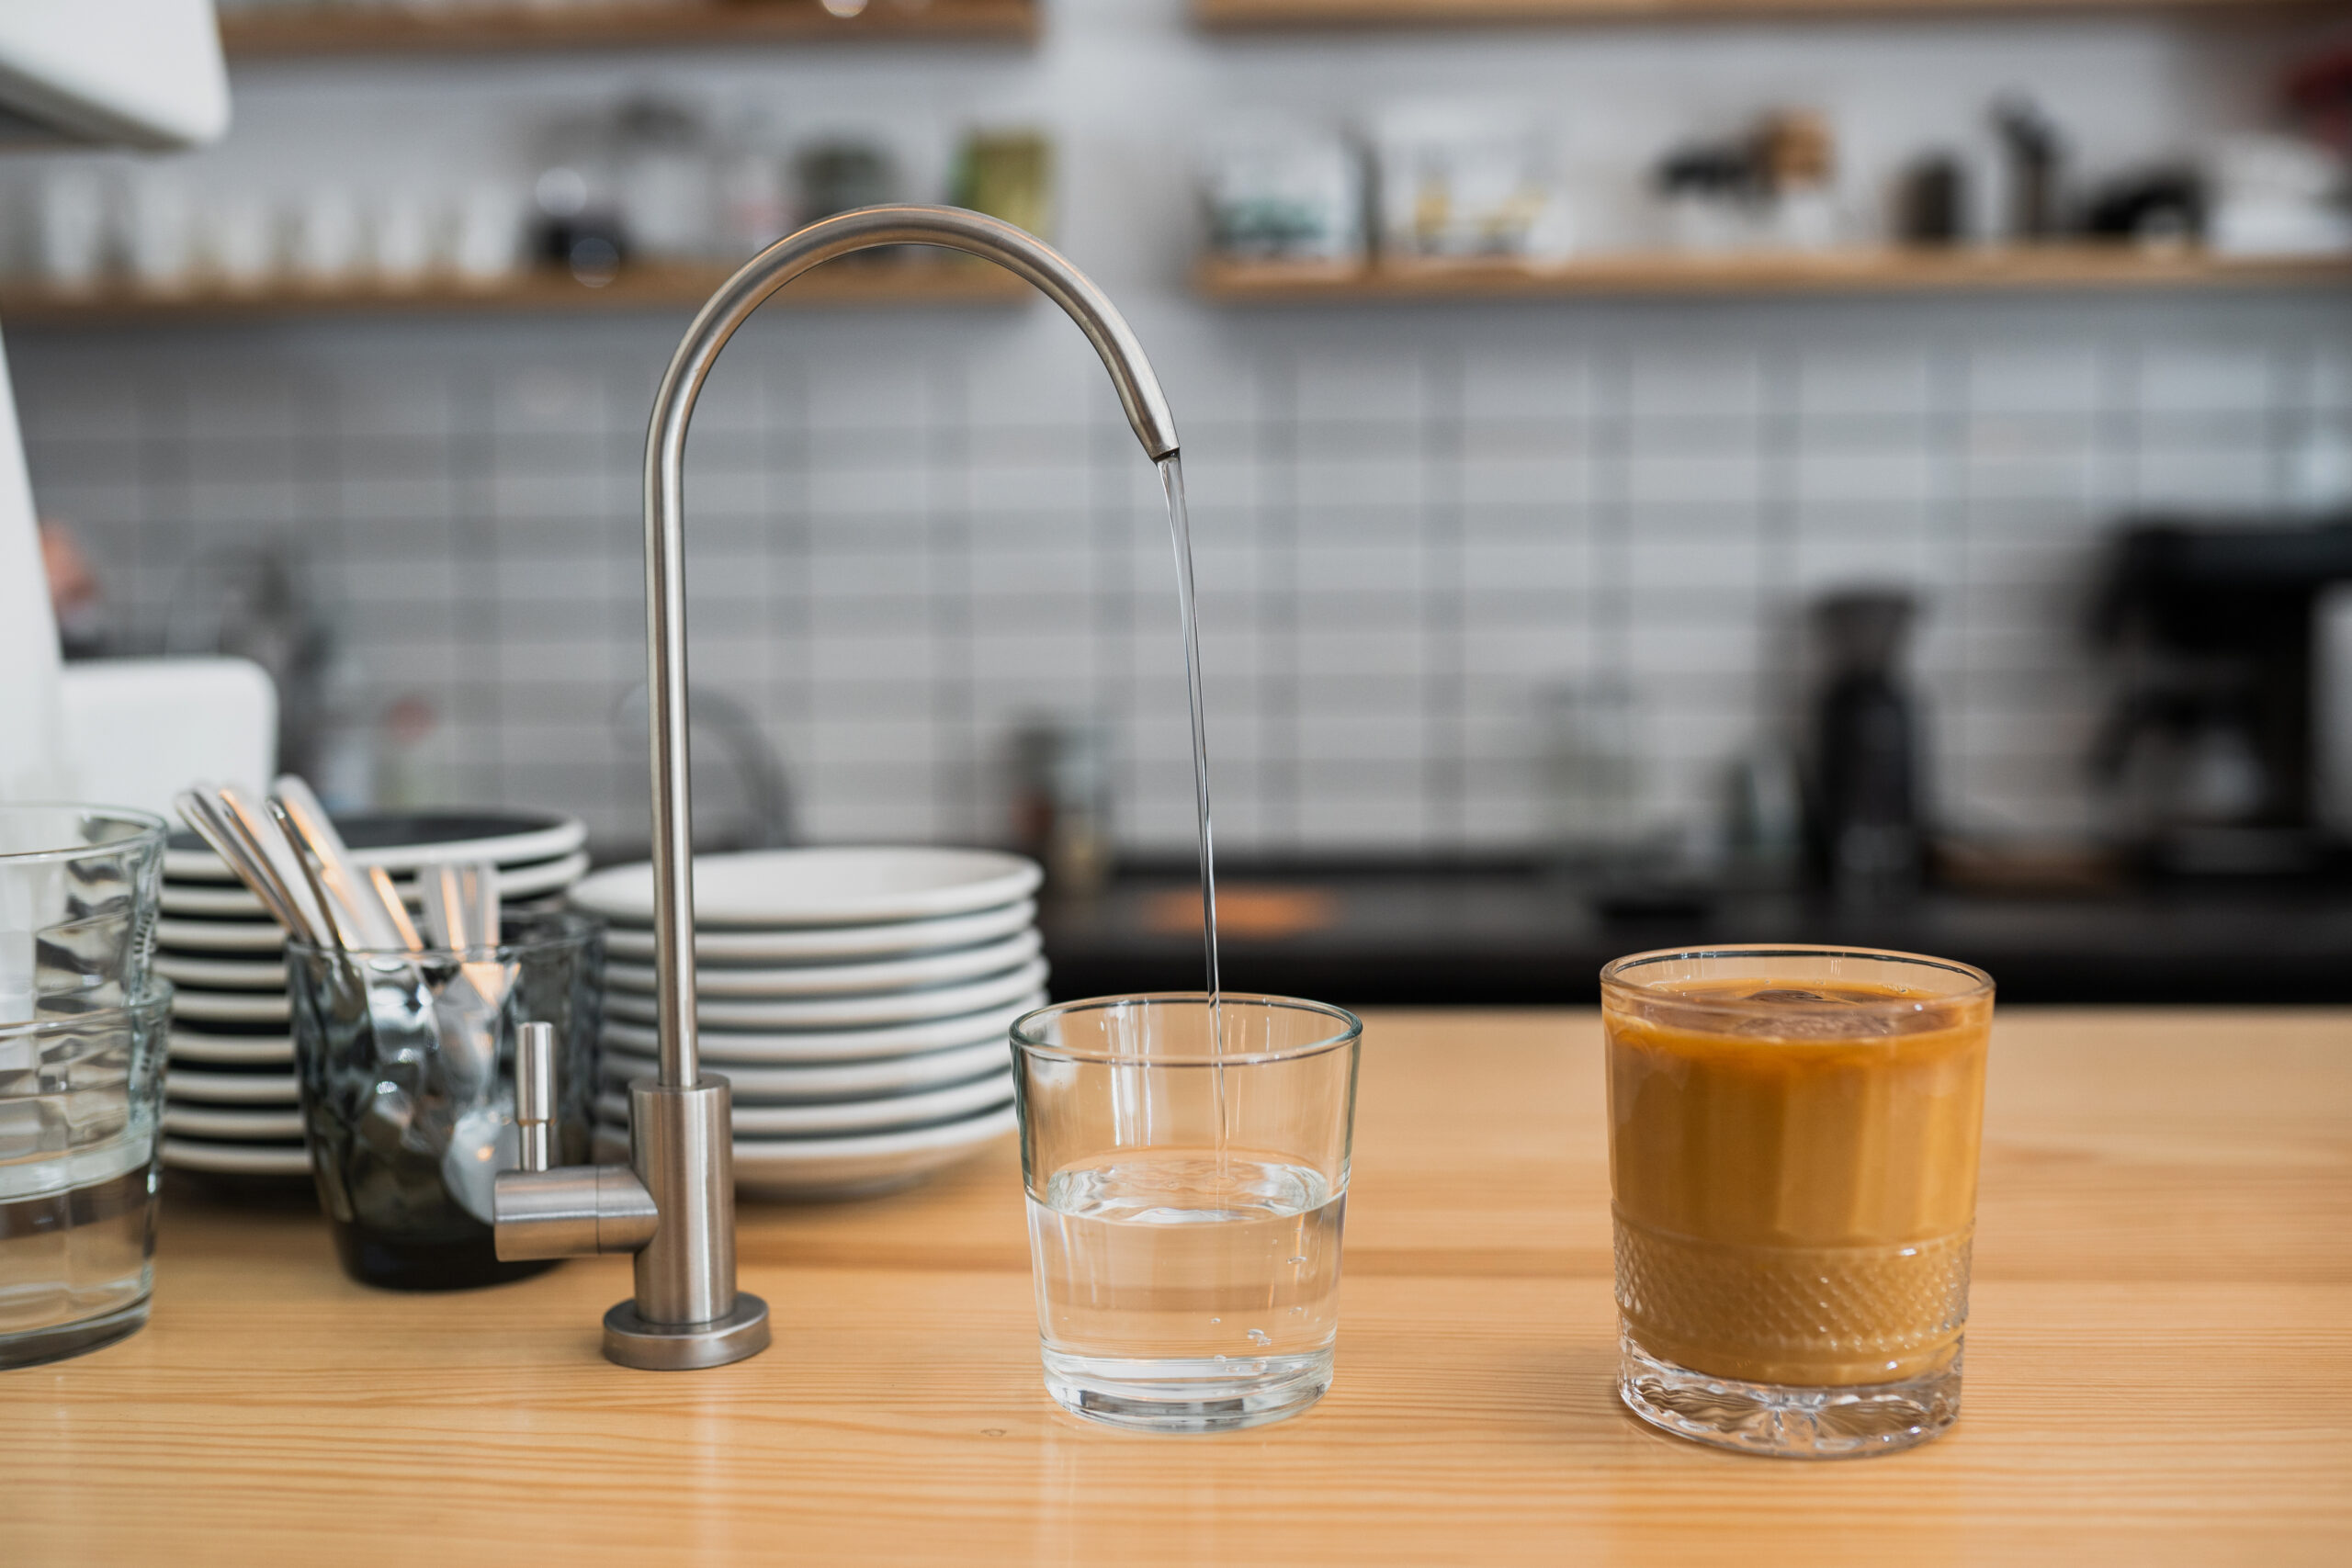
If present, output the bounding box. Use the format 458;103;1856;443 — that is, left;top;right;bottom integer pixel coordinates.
120;167;197;291
37;169;108;289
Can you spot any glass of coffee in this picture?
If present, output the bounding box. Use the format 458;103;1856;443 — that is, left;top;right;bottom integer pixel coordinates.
1600;945;1994;1457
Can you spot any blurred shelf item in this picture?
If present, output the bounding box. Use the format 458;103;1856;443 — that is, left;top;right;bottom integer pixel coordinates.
0;258;1034;327
219;0;1040;58
1195;0;2340;25
1193;246;2352;301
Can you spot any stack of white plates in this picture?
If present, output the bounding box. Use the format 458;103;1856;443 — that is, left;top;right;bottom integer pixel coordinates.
569;846;1044;1201
156;809;591;1182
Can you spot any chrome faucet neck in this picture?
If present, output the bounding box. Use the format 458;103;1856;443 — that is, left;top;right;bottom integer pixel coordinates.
497;206;1182;1371
644;205;1181;1094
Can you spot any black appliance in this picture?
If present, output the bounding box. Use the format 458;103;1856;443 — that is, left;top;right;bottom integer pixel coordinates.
2093;516;2352;875
1808;589;1924;896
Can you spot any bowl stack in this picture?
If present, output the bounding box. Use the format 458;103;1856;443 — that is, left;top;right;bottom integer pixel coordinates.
569;847;1044;1201
154;810;591;1183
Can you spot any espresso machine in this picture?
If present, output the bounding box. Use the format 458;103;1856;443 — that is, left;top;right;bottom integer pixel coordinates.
2092;516;2352;876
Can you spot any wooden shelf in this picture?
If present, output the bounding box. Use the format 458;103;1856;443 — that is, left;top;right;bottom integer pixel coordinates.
220;0;1039;58
0;258;1035;327
1193;246;2352;301
1197;0;2335;27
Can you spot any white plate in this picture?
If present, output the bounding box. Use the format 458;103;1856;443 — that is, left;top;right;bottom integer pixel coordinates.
164;1104;307;1139
166;811;588;883
171;988;290;1024
600;900;1036;967
161;1139;311;1176
605;929;1039;1000
599;1037;1010;1103
605;958;1047;1032
570;846;1042;930
154;952;285;991
166;1068;300;1105
600;992;1043;1065
594;1102;1016;1201
168;1030;294;1066
155;917;286;954
595;1068;1011;1137
160;849;590;919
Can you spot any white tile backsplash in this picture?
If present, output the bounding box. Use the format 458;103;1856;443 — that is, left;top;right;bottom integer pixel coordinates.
11;73;2348;856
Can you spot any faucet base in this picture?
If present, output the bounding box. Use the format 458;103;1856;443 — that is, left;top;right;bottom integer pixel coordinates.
602;1292;771;1371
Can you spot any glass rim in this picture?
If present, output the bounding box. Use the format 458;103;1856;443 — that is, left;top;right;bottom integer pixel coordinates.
286;907;602;964
1599;943;1995;1012
0;803;168;865
1010;991;1363;1066
0;980;175;1044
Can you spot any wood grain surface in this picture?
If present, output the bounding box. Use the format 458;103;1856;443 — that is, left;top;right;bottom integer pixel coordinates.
6;1008;2348;1565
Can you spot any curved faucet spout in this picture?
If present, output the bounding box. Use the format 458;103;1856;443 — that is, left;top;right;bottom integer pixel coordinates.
642;206;1181;1089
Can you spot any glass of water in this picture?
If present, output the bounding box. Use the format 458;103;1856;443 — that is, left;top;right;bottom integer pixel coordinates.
1010;993;1362;1433
0;984;172;1369
0;805;165;1019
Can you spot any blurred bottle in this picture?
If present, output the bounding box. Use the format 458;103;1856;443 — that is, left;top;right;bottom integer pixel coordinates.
1012;717;1113;899
1807;590;1925;897
953;129;1054;240
1992;95;2065;242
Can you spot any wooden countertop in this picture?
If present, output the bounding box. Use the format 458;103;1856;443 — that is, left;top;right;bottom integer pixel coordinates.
7;1008;2349;1564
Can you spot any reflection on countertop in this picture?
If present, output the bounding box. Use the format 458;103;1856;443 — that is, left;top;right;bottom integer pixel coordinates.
1038;860;2352;1007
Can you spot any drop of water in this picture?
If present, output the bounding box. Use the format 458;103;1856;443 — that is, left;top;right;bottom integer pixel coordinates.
1246;1328;1271;1347
1287;1256;1307;1267
1208;1316;1220;1325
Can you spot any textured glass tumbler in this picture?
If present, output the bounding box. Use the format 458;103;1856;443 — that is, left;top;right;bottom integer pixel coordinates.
0;805;165;1022
0;985;172;1369
1011;994;1362;1433
1601;946;1994;1458
286;912;602;1291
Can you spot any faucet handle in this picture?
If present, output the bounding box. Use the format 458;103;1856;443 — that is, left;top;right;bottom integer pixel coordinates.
516;1021;555;1174
494;1022;660;1263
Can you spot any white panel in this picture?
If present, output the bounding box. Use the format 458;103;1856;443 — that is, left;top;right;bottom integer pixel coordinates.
0;1;228;149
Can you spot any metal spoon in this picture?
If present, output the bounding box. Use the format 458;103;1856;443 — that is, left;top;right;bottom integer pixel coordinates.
174;787;325;946
269;775;403;951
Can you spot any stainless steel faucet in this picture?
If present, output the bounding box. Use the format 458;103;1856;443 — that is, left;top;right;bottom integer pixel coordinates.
492;205;1182;1370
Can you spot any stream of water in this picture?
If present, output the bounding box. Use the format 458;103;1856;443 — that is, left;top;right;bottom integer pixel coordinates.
1156;454;1222;1037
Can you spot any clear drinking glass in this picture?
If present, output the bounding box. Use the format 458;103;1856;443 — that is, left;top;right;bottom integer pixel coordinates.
0;984;172;1369
1010;993;1363;1433
0;805;165;1021
1600;945;1995;1457
285;911;602;1291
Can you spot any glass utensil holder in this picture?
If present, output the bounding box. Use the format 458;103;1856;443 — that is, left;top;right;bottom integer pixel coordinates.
286;912;602;1291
